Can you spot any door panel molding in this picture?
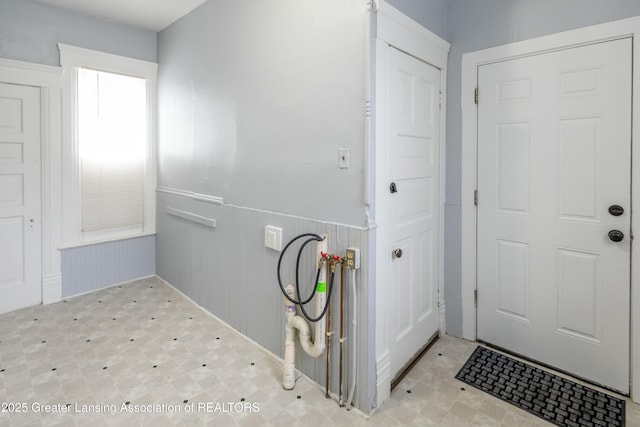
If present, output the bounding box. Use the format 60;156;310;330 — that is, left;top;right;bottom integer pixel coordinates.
387;46;441;379
476;39;631;392
461;16;640;403
0;82;41;313
0;58;63;305
374;1;450;407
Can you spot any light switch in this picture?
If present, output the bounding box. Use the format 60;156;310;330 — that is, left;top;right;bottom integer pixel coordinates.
338;148;350;169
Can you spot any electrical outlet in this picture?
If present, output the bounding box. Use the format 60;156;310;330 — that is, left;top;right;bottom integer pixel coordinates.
265;226;283;251
345;247;360;270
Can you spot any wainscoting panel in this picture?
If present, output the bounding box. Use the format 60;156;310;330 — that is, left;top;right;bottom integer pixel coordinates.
156;190;372;411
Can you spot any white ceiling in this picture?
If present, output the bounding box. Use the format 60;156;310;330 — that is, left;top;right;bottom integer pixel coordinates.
33;0;207;32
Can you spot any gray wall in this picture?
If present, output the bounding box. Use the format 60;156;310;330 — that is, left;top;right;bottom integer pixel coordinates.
0;0;156;66
157;0;375;412
157;0;367;227
444;0;640;336
386;0;448;40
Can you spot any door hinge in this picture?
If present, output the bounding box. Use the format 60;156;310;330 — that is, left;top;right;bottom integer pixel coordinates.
474;87;479;105
439;91;443;110
474;289;478;307
474;189;478;206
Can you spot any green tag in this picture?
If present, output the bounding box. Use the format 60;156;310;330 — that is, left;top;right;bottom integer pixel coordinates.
316;281;327;293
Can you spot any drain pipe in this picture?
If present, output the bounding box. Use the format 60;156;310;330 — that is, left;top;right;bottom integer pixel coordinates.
282;236;329;390
283;285;298;390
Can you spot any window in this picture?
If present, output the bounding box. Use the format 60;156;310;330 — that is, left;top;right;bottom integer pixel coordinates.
59;44;157;246
78;69;146;234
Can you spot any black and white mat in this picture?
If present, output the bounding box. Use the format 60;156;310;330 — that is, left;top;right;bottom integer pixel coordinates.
455;346;625;427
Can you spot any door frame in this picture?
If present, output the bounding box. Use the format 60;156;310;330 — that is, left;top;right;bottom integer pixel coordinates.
373;1;450;407
461;16;640;402
0;58;63;305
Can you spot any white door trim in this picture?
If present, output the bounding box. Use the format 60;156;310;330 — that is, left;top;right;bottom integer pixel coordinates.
0;58;63;305
461;16;640;402
373;0;450;408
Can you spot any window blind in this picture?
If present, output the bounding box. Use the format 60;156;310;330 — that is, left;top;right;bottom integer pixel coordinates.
78;68;147;233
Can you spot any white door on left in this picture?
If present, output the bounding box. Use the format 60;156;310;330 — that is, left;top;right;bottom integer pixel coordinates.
0;83;41;314
387;46;441;378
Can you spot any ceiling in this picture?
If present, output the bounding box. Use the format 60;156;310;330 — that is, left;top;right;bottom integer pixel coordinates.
33;0;207;32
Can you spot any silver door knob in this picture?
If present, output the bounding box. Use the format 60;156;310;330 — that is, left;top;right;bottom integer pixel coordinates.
392;248;403;259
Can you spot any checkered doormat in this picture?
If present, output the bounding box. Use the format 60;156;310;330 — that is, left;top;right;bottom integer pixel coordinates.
455;346;625;427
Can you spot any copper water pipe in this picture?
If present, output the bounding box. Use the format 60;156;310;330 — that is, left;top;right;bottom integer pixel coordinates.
338;257;345;406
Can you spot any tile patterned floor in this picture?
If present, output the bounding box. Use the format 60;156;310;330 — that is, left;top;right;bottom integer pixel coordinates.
0;277;638;426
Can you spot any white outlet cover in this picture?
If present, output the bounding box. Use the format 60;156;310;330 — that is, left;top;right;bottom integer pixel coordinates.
265;226;283;251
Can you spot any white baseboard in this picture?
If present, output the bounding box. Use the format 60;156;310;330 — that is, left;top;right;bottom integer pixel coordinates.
375;350;391;408
42;273;62;304
439;301;447;335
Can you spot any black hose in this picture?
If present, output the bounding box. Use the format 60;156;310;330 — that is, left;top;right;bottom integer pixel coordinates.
298;272;335;323
295;236;323;305
277;233;322;305
277;233;335;323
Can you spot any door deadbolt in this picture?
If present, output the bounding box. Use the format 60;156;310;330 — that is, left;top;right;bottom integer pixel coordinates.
608;230;624;242
608;205;624;216
389;182;398;194
392;248;403;259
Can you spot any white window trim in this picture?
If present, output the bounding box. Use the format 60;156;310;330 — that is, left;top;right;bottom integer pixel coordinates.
58;43;157;246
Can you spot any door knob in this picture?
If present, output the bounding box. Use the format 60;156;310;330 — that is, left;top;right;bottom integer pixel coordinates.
392;248;403;259
608;205;624;216
608;230;624;242
389;182;398;194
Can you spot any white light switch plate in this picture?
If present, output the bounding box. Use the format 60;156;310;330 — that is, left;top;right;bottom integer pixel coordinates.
338;148;350;169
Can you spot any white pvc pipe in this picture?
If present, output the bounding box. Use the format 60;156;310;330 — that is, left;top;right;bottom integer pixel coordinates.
289;315;325;357
282;236;328;390
313;234;328;356
283;285;298;390
346;268;357;407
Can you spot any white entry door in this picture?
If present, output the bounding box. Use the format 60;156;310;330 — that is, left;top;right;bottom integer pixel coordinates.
0;83;42;314
477;38;631;393
387;47;440;378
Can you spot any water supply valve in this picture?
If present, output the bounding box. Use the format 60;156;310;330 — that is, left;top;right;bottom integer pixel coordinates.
318;251;329;269
327;254;341;272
